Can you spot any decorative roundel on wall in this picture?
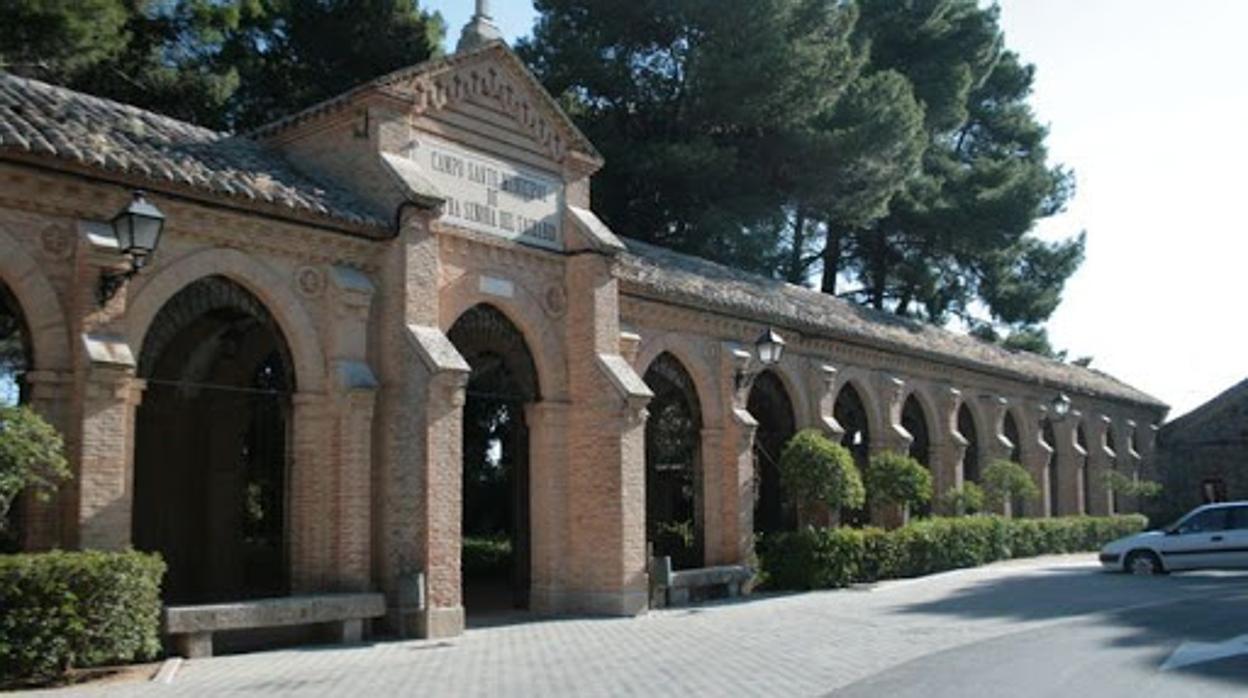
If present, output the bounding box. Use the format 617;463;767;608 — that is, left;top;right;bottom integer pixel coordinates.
39;223;74;260
295;265;325;299
544;284;567;318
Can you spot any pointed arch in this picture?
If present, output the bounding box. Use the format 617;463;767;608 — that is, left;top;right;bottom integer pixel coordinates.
128;247;327;393
0;225;71;372
749;369;797;534
901;393;933;467
642;352;704;569
957;403;981;483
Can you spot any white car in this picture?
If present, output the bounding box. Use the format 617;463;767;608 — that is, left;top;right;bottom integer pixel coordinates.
1100;501;1248;575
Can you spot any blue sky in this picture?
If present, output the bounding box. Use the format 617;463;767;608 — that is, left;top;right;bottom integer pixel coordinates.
425;0;1248;418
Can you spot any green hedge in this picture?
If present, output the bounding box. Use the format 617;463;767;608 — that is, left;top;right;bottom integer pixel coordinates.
759;514;1147;590
0;550;165;685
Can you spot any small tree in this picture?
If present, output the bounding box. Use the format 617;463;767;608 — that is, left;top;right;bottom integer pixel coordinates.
940;482;986;516
778;429;866;522
1102;470;1162;501
981;459;1039;512
864;451;933;515
0;406;69;531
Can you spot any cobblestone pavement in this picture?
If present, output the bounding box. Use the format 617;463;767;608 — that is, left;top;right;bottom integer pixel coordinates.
41;555;1246;697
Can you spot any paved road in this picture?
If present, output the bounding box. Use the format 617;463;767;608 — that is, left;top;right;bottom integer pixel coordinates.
43;555;1248;697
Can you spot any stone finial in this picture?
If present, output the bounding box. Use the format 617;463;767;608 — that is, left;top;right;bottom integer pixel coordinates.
457;0;504;52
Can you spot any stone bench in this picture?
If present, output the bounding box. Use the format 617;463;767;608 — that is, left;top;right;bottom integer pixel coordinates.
163;593;386;658
651;557;754;606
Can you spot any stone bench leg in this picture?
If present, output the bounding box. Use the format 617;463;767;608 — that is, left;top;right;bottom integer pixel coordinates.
667;587;690;606
329;618;365;644
727;581;742;598
174;632;213;659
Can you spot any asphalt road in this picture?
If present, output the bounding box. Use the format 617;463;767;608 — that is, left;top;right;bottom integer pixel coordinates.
833;568;1248;698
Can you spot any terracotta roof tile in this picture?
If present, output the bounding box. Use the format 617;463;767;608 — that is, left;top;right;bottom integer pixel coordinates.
0;72;388;230
618;238;1165;409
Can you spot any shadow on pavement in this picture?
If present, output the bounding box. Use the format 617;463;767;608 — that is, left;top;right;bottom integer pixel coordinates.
892;563;1248;687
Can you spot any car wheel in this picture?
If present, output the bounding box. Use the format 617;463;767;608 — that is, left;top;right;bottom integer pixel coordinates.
1125;550;1164;576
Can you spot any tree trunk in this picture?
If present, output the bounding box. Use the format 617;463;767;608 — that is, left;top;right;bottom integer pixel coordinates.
786;208;808;283
870;228;888;310
821;222;841;294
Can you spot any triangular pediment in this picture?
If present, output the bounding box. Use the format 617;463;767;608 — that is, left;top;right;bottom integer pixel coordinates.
372;42;601;168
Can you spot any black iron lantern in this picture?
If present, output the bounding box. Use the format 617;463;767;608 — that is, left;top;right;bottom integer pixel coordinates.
755;327;785;366
98;191;166;305
1050;392;1072;419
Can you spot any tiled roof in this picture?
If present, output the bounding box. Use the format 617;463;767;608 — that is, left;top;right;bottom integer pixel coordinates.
618;238;1166;409
0;72;388;230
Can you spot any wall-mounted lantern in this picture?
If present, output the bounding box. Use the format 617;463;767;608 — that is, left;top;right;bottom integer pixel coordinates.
98;191;166;305
1050;392;1072;420
735;327;786;390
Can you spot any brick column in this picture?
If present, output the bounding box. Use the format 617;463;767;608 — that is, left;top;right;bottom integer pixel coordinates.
289;394;331;591
1050;412;1084;516
929;386;967;514
20;370;74;550
554;252;650;616
708;343;757;566
1112;420;1139;513
334;381;376;591
527;399;569;613
973;397;1013;516
870;373;911;527
1085;415;1114;516
373;209;471;638
1018;401;1054;517
76;365;144;550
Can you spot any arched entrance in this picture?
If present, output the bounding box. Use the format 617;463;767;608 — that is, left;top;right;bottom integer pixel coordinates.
749;370;796;534
901;395;931;516
0;281;31;551
958;404;979;484
449;304;538;614
1042;418;1058;516
133;276;294;603
834;383;871;525
643;353;703;569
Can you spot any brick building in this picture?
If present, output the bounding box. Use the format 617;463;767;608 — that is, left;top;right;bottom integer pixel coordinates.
0;10;1166;640
1152;379;1248;522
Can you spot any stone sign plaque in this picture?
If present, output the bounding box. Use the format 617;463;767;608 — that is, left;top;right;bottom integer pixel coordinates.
408;134;564;250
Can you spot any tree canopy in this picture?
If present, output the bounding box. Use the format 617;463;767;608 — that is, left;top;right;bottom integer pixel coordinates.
0;0;1084;357
521;0;1084;355
0;0;445;131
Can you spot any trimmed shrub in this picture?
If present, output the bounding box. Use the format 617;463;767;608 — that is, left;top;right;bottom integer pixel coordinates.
779;429;866;517
982;459;1039;511
0;550;165;685
865;451;932;513
940;483;985;516
759;514;1147;591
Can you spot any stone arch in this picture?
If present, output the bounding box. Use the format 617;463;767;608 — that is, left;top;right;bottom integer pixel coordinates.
449;303;540;612
1002;409;1023;463
635;333;723;427
903;397;933;466
833;378;876;461
748;369;797;534
133;275;296;603
128;247;326;393
0;225;71;371
642;352;704;569
439;270;567;401
765;356;813;432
